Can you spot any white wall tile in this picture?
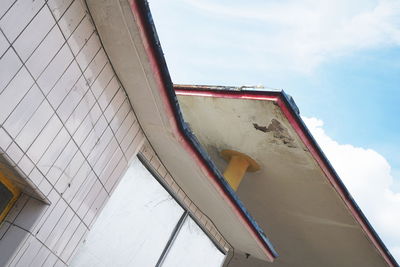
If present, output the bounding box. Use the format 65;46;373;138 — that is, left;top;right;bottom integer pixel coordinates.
27;119;62;164
98;146;123;185
62;150;85;184
92;137;118;176
116;111;136;143
65;89;96;134
86;127;113;167
30;245;51;267
76;32;101;70
3;194;29;223
0;0;146;264
57;160;89;197
125;131;145;163
42;252;59;267
37;43;74;95
0;31;10;57
72;103;102;146
0;47;21;93
32;190;61;233
3;85;44;138
0;127;13;151
18;155;35;174
68;15;94;55
98;76;119;111
6;142;24;163
26;115;63;164
58;0;85;38
104;87;126;122
52;214;80;255
83;187;108;227
121;124;140;153
47;0;73;21
57;75;89;123
14;198;47;232
47;60;81;107
90;63;113;99
79;115;107;157
60;222;87;262
15;101;54;151
29;168;45;185
38;178;53;196
69;171;96;210
104;157;127;193
0;225;30;266
0;0;16;18
0;221;11;239
76;180;102;220
4;231;29;265
13;5;55;62
48;139;78;178
36;198;67;242
0;0;45;42
0;67;33;124
26;26;65;78
55;259;67;267
45;207;74;249
37;128;70;174
83;48;107;85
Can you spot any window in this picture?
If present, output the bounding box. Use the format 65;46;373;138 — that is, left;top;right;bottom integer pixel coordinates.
0;172;20;222
71;156;226;267
160;214;226;267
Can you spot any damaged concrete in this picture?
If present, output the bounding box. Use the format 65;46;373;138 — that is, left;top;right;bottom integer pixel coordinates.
253;119;296;148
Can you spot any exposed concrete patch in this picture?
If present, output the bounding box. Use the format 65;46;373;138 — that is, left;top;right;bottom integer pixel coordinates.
253;119;296;148
252;123;268;132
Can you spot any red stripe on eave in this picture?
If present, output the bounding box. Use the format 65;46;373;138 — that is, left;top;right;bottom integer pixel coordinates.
175;90;279;102
177;89;395;267
128;0;275;262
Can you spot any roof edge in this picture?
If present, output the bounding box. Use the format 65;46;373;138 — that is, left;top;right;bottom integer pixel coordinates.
130;0;278;261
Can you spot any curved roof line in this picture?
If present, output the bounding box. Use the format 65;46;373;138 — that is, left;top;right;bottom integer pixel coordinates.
130;0;278;261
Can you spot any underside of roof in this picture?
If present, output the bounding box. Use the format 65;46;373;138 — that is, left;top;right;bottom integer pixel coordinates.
175;87;397;267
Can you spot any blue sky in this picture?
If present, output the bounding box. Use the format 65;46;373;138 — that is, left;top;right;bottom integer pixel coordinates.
148;0;400;261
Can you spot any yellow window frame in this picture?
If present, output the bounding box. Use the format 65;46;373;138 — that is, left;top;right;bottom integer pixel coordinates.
0;171;21;222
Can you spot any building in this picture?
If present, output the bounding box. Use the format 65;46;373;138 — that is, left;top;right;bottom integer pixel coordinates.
0;0;398;266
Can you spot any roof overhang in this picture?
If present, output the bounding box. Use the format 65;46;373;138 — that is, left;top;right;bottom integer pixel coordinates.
85;0;277;262
175;86;398;267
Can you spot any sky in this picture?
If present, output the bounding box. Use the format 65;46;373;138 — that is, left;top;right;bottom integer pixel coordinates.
148;0;400;262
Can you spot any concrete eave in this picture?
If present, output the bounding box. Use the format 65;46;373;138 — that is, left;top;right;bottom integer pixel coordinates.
85;0;277;262
175;86;398;267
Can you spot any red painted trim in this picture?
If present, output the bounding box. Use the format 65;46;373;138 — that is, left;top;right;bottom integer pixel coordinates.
129;0;275;262
176;90;279;102
177;89;396;267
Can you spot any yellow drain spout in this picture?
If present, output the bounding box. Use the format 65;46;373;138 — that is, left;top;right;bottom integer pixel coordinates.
220;150;260;191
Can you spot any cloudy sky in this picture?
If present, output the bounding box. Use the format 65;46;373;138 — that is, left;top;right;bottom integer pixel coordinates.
148;0;400;261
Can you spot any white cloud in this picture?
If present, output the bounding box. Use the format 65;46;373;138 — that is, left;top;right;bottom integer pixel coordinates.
303;117;400;262
181;0;400;73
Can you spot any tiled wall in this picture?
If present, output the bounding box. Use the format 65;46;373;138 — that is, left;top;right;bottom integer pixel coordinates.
0;0;145;266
